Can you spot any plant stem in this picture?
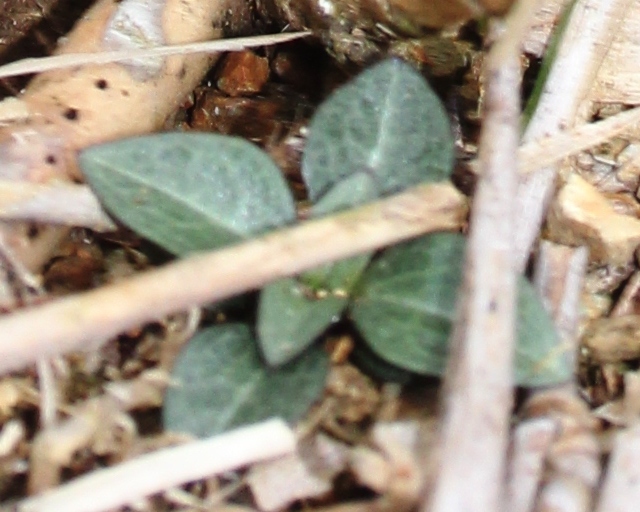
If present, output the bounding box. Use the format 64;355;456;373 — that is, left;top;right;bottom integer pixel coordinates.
427;2;538;511
19;419;295;512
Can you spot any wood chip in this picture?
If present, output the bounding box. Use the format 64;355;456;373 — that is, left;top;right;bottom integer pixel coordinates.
546;174;640;266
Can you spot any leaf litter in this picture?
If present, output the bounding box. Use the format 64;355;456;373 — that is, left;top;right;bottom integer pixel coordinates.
2;1;637;510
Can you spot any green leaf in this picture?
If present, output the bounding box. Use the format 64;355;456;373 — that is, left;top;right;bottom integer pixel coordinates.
350;233;571;387
80;133;295;255
256;172;376;367
310;171;379;217
350;342;415;385
163;324;329;437
258;278;347;366
302;58;454;203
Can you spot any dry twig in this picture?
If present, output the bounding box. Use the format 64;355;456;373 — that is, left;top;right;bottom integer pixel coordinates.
506;418;558;512
0;182;466;376
426;2;538;511
19;419;296;512
0;32;310;80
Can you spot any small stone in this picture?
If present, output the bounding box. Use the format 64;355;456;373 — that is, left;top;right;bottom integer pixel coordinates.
217;50;269;97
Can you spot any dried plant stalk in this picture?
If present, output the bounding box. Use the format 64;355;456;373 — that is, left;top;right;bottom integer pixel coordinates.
506;418;558;512
533;241;588;369
426;2;538;511
0;32;308;80
0;182;466;376
20;419;296;512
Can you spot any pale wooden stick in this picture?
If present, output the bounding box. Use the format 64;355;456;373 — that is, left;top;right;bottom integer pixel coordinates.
533;241;588;370
426;2;537;511
0;181;115;230
506;418;558;512
19;418;296;512
517;105;640;176
0;182;466;376
0;103;633;233
0;32;310;80
513;0;633;271
594;423;640;512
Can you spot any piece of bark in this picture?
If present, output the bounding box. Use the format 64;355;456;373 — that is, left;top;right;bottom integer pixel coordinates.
546;174;640;266
521;390;600;512
535;475;593;512
522;0;566;57
593;371;640;426
15;0;253;179
611;271;640;316
366;421;423;512
582;315;640;363
0;180;114;230
618;143;640;190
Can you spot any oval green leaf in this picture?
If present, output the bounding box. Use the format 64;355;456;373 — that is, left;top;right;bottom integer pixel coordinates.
258;278;348;367
80;133;295;255
302;58;454;202
163;324;329;437
350;233;571;387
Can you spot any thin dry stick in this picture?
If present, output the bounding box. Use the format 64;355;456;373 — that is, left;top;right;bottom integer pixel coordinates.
0;104;634;232
19;418;296;512
426;2;538;512
0;32;310;80
513;0;633;271
533;241;588;369
505;417;558;512
36;359;58;429
0;182;466;376
517;105;640;176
